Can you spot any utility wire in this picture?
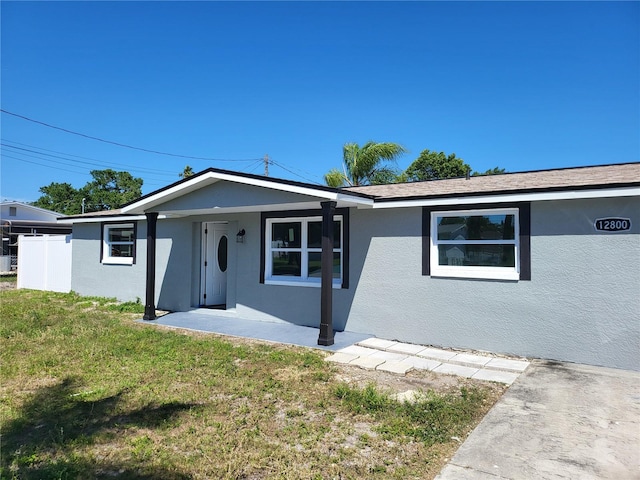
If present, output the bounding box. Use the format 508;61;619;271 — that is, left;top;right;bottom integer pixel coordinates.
1;144;172;183
269;159;322;185
5;154;166;188
1;109;263;162
242;159;265;175
1;143;175;178
2;139;178;176
3;154;94;176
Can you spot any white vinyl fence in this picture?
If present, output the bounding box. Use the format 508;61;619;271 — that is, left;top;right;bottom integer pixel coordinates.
17;235;72;293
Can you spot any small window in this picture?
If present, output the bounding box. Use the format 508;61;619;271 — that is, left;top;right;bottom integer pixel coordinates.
102;223;136;265
265;216;343;287
9;207;17;216
430;208;520;280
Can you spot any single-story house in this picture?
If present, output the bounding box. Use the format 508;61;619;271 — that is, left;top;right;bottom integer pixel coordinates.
59;162;640;371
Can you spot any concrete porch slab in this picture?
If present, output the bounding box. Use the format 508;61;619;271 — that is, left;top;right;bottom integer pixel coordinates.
138;310;373;351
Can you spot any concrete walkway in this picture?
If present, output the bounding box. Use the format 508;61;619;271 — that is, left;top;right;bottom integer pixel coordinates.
138;310;372;351
436;360;640;480
326;337;530;385
142;311;529;385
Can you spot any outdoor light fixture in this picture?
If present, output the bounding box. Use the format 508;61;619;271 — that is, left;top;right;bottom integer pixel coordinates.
236;229;246;243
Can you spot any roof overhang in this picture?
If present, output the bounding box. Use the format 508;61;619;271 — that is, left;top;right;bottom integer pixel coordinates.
370;186;640;209
120;169;374;215
57;214;147;225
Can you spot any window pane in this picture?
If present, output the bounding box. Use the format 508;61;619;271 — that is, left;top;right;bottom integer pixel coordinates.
437;215;515;240
308;252;341;278
111;244;134;258
271;252;301;276
307;221;341;249
109;227;134;242
438;244;515;267
272;222;301;248
217;235;228;272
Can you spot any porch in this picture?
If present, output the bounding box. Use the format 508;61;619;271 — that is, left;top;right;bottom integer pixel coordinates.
138;310;373;351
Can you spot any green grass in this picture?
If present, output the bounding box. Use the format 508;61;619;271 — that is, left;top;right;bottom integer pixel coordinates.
0;274;17;282
1;289;503;479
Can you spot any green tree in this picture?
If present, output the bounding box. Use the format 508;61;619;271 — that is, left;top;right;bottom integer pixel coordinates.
472;166;506;176
179;165;194;178
32;169;143;215
402;149;471;182
32;182;84;215
80;169;143;211
324;142;407;187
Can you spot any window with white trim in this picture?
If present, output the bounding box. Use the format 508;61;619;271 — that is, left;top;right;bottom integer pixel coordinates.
265;216;342;287
430;208;520;280
102;223;136;265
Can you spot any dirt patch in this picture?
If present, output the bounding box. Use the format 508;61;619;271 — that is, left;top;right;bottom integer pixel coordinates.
332;361;507;398
0;279;17;291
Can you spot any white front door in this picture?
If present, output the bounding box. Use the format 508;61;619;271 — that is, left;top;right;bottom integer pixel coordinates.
201;223;228;306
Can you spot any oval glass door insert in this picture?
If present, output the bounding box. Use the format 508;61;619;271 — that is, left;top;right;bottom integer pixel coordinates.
217;235;228;272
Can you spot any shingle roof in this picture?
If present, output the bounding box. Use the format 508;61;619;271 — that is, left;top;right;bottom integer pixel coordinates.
343;162;640;201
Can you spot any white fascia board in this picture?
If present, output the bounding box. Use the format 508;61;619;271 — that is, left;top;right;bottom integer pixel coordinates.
121;170;373;214
207;171;373;205
121;174;220;213
336;192;374;207
370;186;640;209
57;214;165;224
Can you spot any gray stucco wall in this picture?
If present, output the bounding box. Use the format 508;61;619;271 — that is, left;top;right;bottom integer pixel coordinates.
71;195;639;370
71;222;148;302
156;181;320;211
344;197;639;371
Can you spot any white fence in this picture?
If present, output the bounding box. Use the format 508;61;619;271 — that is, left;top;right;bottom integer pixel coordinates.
17;235;72;293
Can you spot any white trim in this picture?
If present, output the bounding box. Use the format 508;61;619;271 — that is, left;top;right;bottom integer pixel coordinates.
264;215;343;286
58;215;147;224
120;171;373;214
370;186;640;209
430;267;520;281
265;279;343;288
430;208;520;281
102;223;135;265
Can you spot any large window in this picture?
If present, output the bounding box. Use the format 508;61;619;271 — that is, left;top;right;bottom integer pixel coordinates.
264;215;344;287
102;223;136;265
429;208;522;280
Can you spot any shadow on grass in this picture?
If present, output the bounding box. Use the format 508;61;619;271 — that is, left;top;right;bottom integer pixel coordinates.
2;376;197;479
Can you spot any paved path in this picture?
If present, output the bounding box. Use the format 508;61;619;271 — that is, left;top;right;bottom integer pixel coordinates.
326;337;530;385
436;360;640;480
139;310;372;351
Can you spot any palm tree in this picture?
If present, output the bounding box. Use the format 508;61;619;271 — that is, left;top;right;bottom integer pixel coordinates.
324;142;407;187
179;165;194;179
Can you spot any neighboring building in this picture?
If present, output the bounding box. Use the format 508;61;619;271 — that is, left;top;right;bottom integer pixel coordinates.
59;162;640;371
1;201;72;270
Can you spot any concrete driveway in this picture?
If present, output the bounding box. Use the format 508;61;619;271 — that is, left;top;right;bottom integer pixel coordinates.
436;360;640;480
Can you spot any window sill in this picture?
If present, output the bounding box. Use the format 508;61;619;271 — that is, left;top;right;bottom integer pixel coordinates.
265;278;342;289
102;257;134;265
430;268;519;281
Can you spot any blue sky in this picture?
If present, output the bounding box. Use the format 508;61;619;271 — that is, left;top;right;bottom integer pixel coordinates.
1;1;638;203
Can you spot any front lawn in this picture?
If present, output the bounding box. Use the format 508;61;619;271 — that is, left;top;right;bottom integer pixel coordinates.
0;289;504;479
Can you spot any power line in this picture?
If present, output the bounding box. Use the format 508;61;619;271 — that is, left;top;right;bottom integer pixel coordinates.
2;139;178;176
2;154;94;176
269;159;322;185
1;144;173;183
1;109;264;163
240;159;265;175
1;143;175;178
